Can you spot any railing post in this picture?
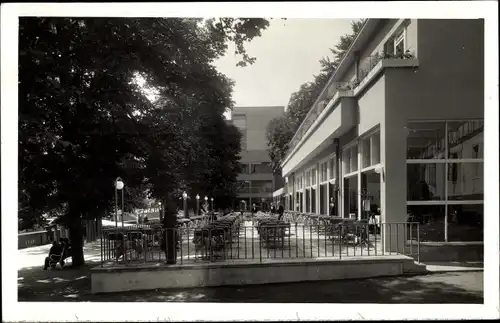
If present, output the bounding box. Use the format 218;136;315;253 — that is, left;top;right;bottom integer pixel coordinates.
417;223;420;263
339;225;343;260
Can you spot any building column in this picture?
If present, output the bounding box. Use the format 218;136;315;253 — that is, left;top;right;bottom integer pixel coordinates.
382;108;407;254
334;139;341;217
357;143;362;221
316;162;320;214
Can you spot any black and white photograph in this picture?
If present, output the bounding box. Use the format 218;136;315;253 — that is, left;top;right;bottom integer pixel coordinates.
1;1;498;322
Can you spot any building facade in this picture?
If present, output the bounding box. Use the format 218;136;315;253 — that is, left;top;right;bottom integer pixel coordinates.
230;106;285;211
276;19;484;247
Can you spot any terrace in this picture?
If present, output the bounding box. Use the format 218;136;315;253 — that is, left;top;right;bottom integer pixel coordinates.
91;212;426;293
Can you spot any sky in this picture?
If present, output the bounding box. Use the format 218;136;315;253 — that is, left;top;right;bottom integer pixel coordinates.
214;18;353;112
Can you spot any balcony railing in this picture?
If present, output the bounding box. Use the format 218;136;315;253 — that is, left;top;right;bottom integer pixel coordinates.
286;81;355;157
237;187;274;194
284;50;416;161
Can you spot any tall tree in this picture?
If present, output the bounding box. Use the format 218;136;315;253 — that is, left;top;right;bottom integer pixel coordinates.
266;19;365;173
19;17;270;266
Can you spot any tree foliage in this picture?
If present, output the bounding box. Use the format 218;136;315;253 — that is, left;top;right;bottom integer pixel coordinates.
266;20;365;172
19;17;269;265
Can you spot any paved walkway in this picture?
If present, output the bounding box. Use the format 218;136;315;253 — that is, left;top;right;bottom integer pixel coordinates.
18;238;483;303
17;241;102;301
18;241;482;303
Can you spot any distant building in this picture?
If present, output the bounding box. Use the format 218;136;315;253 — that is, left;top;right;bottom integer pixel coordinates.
276;19;484;245
228;106;285;211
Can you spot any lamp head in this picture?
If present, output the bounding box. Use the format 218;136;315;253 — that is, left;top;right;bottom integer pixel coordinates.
204;196;208;201
182;191;188;199
115;178;124;190
196;194;200;200
210;197;214;201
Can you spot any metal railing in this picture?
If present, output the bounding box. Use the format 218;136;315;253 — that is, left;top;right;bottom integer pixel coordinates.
99;213;420;266
237;187;274;194
287;81;354;156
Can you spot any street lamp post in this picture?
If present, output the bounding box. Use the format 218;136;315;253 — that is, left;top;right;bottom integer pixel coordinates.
182;191;188;219
204;196;208;213
196;194;200;215
114;177;125;229
210;197;214;212
158;201;163;223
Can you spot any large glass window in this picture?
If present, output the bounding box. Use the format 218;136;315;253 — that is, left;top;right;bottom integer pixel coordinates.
251;162;272;174
233;117;247;151
361;170;381;218
240;163;249;174
406;121;446;159
343;149;351;174
362;137;371;168
350;145;358;172
447;204;483;242
407;205;446;242
299;192;304;212
407;163;446;201
447;162;483;200
311;167;317;186
343;176;358;218
447;121;484;159
371;132;381;165
329;158;336;180
406;120;483;242
361;131;381;169
305;170;311;187
320;162;328;182
319;185;326;214
305;189;310;213
252;180;273;193
328;183;337;216
237;181;250;193
311;188;316;213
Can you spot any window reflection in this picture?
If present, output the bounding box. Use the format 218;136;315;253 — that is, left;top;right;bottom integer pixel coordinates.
447;121;484;159
319;184;327;214
311;189;316;213
447;162;483;200
447;204;483;242
372;132;380;164
251;162;272;174
305;189;310;212
407;205;445;242
240;163;249;174
343;176;358;218
343;149;351;174
407;164;446;201
329;158;336;179
362;137;371;168
351;145;358;172
406;122;446;159
320;162;328;182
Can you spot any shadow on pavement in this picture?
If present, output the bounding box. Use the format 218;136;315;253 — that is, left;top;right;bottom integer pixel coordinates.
18;240;483;303
95;273;482;303
21;272;480;303
18;261;99;301
18;241;103;302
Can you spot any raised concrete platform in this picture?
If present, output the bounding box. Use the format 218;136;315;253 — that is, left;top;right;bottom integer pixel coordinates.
91;255;427;294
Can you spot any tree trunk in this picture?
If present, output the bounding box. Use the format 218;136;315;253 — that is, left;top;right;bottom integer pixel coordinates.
69;219;85;267
162;196;177;265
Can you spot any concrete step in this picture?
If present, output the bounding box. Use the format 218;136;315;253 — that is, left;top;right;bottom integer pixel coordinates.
402;258;428;274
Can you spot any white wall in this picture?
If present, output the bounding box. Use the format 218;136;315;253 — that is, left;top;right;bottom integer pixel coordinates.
357;74;386;135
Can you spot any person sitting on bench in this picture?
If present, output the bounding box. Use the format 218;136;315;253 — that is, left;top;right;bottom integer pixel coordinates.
43;239;69;270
